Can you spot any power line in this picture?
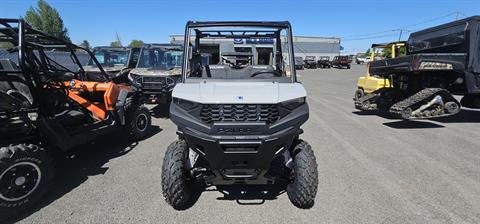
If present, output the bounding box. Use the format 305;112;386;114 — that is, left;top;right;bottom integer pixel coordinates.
339;11;466;41
341;30;395;38
398;12;457;29
342;33;399;41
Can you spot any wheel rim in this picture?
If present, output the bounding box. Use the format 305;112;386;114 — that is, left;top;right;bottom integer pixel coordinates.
136;113;148;132
355;90;363;100
402;108;412;119
0;161;42;202
445;102;460;114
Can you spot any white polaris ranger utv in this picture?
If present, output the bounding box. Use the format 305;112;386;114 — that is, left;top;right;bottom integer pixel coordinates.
162;21;318;209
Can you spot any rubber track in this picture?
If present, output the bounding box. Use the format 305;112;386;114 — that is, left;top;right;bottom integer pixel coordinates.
389;88;459;119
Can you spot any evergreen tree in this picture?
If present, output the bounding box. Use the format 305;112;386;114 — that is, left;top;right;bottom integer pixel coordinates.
25;0;70;42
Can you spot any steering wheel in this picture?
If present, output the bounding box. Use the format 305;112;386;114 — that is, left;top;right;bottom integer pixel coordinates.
250;70;282;77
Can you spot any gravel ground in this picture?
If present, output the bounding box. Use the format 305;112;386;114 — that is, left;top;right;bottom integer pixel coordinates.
13;64;480;224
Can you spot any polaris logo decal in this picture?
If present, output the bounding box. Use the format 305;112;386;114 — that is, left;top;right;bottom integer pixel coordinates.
217;127;259;135
236;96;244;100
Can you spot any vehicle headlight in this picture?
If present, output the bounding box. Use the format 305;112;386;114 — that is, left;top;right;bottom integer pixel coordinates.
280;97;305;110
173;97;199;111
130;73;145;84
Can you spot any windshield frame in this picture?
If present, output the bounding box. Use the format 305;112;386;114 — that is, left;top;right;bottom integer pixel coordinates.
88;47;130;67
182;21;297;83
136;45;183;70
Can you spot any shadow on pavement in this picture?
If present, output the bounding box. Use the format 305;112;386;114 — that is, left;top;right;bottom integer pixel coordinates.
354;109;480;125
151;104;170;119
8;126;162;223
429;109;480;123
215;183;287;205
170;182;288;210
383;120;444;129
352;110;397;120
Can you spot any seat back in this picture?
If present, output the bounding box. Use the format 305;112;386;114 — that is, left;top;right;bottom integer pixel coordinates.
0;59;34;111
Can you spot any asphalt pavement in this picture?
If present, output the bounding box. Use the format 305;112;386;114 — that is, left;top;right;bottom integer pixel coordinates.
15;65;480;224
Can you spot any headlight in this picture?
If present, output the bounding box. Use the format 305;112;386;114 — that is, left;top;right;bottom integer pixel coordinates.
174;97;199;111
128;73;140;82
280;97;305;110
166;76;176;87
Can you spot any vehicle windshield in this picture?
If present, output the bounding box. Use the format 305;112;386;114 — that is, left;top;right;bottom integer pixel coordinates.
88;49;129;67
137;47;183;70
184;23;294;81
408;23;466;53
320;56;330;60
305;56;315;61
294;57;303;63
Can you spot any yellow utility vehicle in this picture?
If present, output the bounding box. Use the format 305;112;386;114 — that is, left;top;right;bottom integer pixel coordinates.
354;41;406;100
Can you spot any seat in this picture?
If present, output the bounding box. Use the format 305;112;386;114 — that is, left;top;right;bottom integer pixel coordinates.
0;59;34;110
206;65;228;79
55;110;86;127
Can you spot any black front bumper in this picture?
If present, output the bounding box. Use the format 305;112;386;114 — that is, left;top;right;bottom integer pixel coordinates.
134;75;177;103
170;102;308;185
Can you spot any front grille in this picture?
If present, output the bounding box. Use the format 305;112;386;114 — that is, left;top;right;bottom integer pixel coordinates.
136;76;174;89
200;104;279;124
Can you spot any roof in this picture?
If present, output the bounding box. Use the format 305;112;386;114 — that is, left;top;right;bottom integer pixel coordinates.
410;16;480;37
141;43;183;50
93;46;132;51
186;21;291;28
371;41;406;48
221;52;254;56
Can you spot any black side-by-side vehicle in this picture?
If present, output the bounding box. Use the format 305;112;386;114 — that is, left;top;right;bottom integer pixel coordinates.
0;18;151;221
356;16;480;119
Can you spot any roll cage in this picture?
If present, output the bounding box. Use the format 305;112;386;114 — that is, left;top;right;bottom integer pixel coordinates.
0;18;108;81
181;21;297;82
136;43;183;69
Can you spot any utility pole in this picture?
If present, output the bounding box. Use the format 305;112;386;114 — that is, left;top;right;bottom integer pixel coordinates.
115;32;122;47
392;29;411;41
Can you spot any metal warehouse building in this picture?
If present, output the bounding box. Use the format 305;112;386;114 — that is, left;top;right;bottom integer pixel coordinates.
170;35;340;64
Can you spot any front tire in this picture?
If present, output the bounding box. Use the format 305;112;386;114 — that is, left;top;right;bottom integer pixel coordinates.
0;144;54;221
126;104;151;141
354;89;365;101
287;140;318;209
161;140;192;209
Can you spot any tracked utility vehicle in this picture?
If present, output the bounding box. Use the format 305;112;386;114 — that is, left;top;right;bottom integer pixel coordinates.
161;21;318;209
128;44;183;104
355;16;480;119
0;19;151;220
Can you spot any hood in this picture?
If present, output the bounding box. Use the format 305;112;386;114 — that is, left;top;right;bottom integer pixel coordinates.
83;65;125;73
172;81;306;104
130;67;181;77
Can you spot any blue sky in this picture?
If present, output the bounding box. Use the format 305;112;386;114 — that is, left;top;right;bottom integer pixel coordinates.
1;0;479;53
